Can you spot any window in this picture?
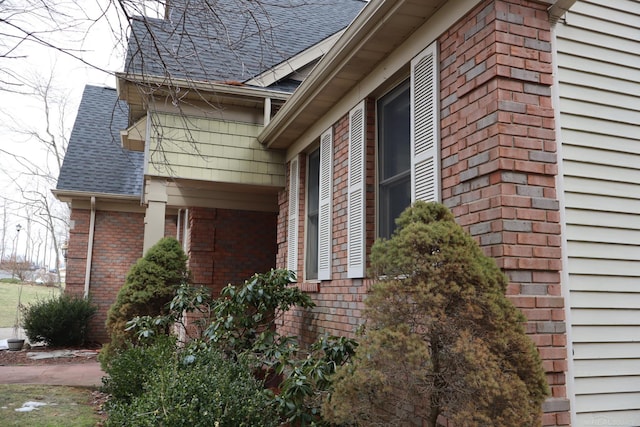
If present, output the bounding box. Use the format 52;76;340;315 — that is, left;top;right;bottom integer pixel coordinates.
306;149;320;280
300;128;333;282
378;81;411;239
377;42;439;240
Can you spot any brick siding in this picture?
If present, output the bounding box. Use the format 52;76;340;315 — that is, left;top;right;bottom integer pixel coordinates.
440;1;568;424
188;207;277;297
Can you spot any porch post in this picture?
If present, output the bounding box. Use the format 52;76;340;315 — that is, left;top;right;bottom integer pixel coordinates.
143;179;167;253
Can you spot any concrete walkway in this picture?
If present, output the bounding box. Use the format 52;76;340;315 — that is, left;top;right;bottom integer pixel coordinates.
0;327;105;387
0;362;105;387
0;327;106;387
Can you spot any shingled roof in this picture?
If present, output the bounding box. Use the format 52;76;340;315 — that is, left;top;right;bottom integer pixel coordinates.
124;0;366;87
57;85;144;197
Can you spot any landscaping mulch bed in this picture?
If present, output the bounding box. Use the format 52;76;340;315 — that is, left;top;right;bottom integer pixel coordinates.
0;345;100;366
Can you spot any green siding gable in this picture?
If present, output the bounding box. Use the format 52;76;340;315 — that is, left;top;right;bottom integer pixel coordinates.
147;113;285;187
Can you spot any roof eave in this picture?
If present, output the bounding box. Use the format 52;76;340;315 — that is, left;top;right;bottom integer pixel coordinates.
258;0;565;150
547;0;577;23
52;189;142;204
257;0;430;149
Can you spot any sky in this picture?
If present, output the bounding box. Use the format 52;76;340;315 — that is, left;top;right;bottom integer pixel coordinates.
0;1;129;267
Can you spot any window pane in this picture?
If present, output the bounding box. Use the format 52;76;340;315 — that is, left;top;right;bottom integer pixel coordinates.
306;214;318;279
379;175;411;239
379;83;410;181
306;149;320;280
307;150;320;214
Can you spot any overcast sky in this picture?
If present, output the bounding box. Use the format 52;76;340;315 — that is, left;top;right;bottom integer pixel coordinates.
0;1;127;266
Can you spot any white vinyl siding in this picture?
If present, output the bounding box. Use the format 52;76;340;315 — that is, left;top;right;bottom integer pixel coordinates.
411;42;439;202
557;1;640;424
348;101;366;278
287;158;299;273
318;128;333;281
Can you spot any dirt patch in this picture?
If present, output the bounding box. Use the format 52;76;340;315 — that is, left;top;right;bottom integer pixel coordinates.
0;346;100;366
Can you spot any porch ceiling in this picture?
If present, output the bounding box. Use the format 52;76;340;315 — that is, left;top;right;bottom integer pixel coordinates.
160;178;280;213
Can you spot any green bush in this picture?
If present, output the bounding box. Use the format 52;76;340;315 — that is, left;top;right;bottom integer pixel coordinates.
125;269;355;425
22;294;96;346
104;338;279;427
102;335;176;403
102;237;189;365
203;269;315;358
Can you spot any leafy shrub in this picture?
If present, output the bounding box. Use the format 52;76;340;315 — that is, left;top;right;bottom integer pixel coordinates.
203;268;315;358
102;335;176;403
22;293;96;346
125;269;355;426
323;201;549;427
104;339;279;427
101;237;189;365
276;334;357;426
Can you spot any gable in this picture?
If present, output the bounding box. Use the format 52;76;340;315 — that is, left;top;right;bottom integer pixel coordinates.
124;0;366;85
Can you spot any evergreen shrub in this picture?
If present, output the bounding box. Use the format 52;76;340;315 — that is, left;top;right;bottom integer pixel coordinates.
324;201;550;427
101;237;188;365
22;294;96;346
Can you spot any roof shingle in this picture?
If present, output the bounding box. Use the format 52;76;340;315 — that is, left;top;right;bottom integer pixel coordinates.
124;0;366;85
57;85;144;196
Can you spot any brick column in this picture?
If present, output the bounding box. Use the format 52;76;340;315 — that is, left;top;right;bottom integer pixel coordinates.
440;1;569;425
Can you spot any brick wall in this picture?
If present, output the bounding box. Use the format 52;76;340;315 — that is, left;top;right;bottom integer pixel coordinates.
65;208;145;343
188;207;277;297
277;102;377;341
277;1;569;425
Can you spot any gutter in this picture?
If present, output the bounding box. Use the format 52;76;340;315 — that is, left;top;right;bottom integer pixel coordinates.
84;196;96;298
548;0;577;23
52;189;141;203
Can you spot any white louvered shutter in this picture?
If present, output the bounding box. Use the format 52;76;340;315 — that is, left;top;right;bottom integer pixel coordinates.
287;158;299;273
347;101;366;278
318;128;333;281
411;42;439;202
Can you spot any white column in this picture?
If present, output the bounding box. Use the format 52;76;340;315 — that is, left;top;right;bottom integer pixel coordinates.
144;179;168;253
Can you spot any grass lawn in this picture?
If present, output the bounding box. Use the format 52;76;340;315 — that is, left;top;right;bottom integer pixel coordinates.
0;282;62;328
0;384;100;427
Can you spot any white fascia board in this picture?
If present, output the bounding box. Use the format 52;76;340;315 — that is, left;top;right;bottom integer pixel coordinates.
245;31;345;88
